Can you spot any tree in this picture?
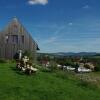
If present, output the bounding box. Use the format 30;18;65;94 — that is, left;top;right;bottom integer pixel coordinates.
74;63;79;73
23;50;33;60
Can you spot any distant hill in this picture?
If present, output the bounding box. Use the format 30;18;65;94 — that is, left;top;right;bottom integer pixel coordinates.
53;52;99;56
38;52;99;57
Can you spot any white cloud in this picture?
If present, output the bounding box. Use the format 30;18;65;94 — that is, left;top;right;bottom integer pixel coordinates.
28;0;48;5
83;5;90;9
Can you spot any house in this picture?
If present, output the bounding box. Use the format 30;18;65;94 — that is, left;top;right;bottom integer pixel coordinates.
0;17;39;61
84;63;95;70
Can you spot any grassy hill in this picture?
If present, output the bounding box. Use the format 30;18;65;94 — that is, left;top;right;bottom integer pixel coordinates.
0;63;100;100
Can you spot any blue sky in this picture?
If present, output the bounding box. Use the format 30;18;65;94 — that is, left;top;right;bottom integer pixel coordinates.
0;0;100;53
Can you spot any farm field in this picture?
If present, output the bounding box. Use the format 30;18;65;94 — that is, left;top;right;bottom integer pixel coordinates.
0;63;100;100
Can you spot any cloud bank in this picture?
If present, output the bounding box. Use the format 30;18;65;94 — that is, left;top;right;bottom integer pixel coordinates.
28;0;48;5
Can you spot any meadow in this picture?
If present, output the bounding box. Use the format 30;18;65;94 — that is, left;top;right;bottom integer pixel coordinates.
0;63;100;100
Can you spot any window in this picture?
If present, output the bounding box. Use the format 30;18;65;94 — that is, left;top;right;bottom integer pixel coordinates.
12;35;18;43
21;35;24;43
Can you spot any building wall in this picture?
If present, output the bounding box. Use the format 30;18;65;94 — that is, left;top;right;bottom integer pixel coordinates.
0;18;38;60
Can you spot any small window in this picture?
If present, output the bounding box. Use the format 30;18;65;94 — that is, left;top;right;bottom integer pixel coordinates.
12;35;18;43
21;35;24;43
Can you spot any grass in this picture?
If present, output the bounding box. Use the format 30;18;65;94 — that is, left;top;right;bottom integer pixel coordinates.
0;63;100;100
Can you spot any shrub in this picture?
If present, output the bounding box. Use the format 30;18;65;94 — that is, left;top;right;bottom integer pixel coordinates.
94;65;100;71
65;61;75;66
49;61;57;72
74;63;79;73
23;50;33;60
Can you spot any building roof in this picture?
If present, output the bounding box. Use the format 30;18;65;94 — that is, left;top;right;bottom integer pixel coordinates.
2;17;40;50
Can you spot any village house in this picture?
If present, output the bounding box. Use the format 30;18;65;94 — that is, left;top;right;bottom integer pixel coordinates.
0;17;39;61
84;62;95;70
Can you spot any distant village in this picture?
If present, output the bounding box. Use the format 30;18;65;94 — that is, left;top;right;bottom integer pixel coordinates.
37;53;100;73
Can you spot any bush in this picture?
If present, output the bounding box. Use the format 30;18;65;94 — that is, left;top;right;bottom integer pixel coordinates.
23;50;33;60
65;61;75;66
94;65;100;71
74;63;79;73
49;61;57;72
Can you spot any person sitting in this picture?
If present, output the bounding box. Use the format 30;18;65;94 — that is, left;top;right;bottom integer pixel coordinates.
22;56;29;67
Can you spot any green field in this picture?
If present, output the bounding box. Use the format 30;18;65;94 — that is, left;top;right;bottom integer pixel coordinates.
0;63;100;100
